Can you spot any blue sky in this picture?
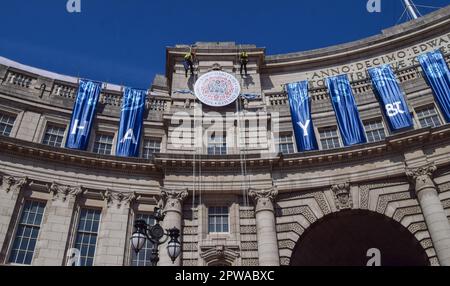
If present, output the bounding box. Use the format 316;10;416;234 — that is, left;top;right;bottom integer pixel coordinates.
0;0;448;88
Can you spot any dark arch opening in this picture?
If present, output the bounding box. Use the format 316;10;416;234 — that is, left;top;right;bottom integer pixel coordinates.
290;210;430;266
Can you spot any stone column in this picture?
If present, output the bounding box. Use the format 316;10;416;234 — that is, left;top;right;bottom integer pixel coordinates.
0;176;27;263
33;183;83;266
95;190;136;266
249;187;280;266
159;188;188;266
407;165;450;266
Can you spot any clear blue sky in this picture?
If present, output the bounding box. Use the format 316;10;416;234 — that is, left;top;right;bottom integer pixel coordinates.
0;0;448;88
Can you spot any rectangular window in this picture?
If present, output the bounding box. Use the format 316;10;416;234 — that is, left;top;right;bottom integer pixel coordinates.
93;134;114;155
208;207;229;233
142;139;161;159
0;113;16;137
276;134;295;154
364;120;386;143
207;133;227;155
74;208;101;267
131;213;155;266
416;106;442;128
42;125;66;147
319;127;341;150
8;200;46;265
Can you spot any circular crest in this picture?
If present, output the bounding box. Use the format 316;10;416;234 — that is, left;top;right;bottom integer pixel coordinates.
194;71;241;107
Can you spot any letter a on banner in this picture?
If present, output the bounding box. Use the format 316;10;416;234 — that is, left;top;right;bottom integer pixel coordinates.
286;81;318;152
418;50;450;123
116;87;147;157
66;79;102;150
368;65;413;131
326;75;367;146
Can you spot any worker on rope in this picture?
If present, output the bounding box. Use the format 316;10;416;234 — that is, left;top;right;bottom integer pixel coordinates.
184;48;196;78
240;51;249;77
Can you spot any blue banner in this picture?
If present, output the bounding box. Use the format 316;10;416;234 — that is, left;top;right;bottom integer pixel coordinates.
368;65;413;131
65;79;102;150
116;87;147;157
286;81;318;152
418;50;450;123
326;75;367;146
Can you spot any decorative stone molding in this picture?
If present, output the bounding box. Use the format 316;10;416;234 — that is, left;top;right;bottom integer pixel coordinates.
438;182;450;193
406;164;437;194
376;191;412;214
48;182;84;202
200;245;240;266
160;188;189;214
249;187;278;213
2;176;28;194
101;189;137;209
331;182;352;210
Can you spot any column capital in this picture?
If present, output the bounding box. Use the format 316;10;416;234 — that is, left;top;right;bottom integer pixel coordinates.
48;182;84;203
249;187;278;213
2;176;28;194
406;164;437;194
160;188;189;214
101;189;137;210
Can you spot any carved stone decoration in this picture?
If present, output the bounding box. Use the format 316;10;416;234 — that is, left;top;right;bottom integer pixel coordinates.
160;188;189;214
101;189;137;209
248;187;278;213
332;182;352;210
2;176;28;194
49;182;84;202
200;245;240;266
406;164;437;194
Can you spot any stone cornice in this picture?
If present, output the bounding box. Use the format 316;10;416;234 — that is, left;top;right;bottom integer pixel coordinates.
0;136;160;174
1;124;450;172
263;6;450;68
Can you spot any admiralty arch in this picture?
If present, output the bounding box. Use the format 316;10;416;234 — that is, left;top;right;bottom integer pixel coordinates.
1;6;450;267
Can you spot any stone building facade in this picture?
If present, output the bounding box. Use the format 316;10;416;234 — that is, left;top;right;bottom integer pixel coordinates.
1;6;450;266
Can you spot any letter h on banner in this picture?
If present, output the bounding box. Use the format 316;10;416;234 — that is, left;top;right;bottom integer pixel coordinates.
65;79;102;150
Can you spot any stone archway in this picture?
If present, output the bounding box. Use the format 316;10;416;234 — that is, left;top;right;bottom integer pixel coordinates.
290;210;429;266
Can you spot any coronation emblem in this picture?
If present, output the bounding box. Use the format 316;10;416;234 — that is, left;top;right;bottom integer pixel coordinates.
194;71;241;107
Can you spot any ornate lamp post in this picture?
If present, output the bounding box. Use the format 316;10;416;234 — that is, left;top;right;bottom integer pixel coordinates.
130;207;182;266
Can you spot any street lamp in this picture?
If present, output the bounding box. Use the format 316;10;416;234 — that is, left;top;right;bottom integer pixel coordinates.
130;207;182;266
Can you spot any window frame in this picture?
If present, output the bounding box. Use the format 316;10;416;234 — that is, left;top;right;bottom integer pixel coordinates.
275;133;296;154
142;138;162;159
318;126;342;150
363;118;388;143
207;132;227;156
92;132;115;156
0;112;17;137
129;212;156;266
41;123;67;148
207;206;230;234
70;207;102;267
7;199;46;266
415;104;443;129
